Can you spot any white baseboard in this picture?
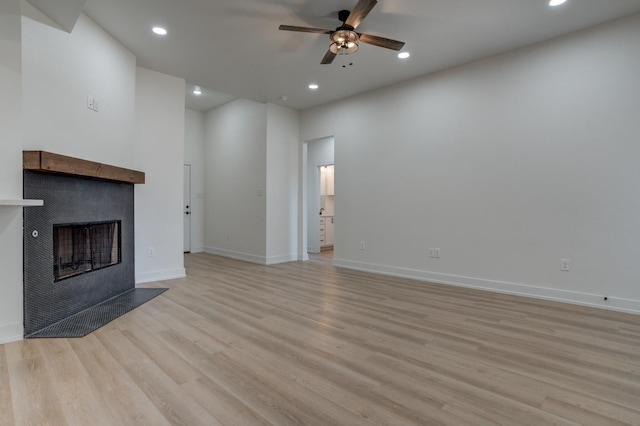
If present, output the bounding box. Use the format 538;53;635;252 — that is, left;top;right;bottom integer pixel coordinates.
266;254;298;265
204;246;267;265
205;247;303;265
136;268;186;284
332;258;640;315
0;322;23;344
188;246;205;254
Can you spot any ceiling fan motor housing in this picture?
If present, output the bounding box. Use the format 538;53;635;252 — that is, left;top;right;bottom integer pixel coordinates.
338;9;352;25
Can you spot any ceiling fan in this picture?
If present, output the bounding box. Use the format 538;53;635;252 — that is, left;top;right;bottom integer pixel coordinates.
279;0;405;64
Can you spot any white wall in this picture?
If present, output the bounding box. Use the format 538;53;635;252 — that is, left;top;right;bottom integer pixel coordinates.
184;109;206;253
0;0;25;344
22;13;136;168
266;103;300;264
204;99;268;263
21;11;185;284
134;67;186;283
300;14;640;314
306;137;334;253
0;8;188;343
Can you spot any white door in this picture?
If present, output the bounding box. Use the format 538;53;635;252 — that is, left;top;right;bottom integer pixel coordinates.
183;164;191;253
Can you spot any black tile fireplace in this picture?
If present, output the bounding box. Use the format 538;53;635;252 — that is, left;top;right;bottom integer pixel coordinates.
22;151;152;338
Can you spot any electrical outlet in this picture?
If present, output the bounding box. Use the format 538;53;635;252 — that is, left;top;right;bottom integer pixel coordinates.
560;258;570;272
428;248;434;258
148;247;155;257
434;248;441;258
93;99;99;112
87;96;94;110
360;241;365;250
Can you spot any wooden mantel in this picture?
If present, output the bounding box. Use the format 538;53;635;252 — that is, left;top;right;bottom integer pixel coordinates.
23;151;145;184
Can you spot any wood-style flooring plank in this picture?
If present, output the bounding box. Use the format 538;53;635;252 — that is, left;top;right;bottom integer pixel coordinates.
4;340;68;425
0;345;16;426
1;252;639;425
68;333;172;426
94;327;221;425
37;338;113;426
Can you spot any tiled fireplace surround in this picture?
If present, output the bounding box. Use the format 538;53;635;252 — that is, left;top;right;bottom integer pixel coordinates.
22;151;144;337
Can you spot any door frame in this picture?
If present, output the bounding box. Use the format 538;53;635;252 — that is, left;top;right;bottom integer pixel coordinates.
183;163;191;253
299;136;335;261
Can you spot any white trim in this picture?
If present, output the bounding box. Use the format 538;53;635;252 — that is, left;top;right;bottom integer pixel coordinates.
266;253;298;265
205;246;267;265
0;199;43;207
189;246;205;253
204;249;299;265
332;258;640;315
136;268;186;284
0;322;23;344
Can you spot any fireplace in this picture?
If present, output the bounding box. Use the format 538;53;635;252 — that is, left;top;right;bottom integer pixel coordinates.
53;220;121;281
22;151;149;337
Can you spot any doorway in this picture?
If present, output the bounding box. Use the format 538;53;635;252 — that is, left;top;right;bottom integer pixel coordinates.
183;164;191;253
306;137;335;260
318;164;334;254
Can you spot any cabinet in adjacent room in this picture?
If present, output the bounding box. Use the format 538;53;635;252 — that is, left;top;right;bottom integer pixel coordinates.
319;216;334;249
325;216;334;246
319;217;326;246
325;167;334;196
320;165;334;198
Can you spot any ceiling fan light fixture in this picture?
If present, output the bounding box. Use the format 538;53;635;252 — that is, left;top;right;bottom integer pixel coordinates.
549;0;568;6
329;30;360;55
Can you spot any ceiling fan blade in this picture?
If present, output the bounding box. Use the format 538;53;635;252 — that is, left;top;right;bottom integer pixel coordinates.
279;25;333;35
321;49;337;64
358;33;405;51
345;0;378;29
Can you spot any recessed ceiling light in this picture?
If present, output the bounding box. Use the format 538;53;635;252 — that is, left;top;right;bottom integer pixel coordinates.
398;52;410;59
193;87;202;95
549;0;568;6
309;84;319;90
152;27;167;35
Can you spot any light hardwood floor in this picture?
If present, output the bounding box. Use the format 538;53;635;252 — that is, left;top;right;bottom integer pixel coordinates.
2;253;639;425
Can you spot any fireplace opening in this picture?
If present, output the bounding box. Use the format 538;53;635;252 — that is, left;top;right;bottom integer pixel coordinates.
53;220;121;282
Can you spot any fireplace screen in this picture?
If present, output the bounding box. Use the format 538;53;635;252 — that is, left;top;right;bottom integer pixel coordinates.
53;221;121;282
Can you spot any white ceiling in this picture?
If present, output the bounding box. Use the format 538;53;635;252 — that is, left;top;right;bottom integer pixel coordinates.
76;0;640;111
26;0;85;32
